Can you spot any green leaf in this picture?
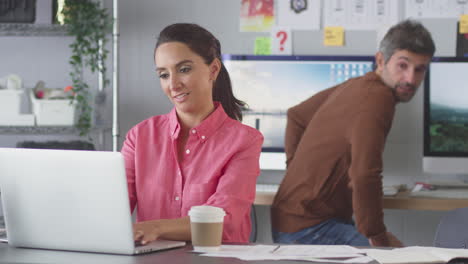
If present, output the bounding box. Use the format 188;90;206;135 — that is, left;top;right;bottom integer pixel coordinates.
63;0;111;137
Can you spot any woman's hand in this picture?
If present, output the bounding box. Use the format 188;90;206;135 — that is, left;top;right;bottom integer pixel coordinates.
133;217;191;245
133;220;163;245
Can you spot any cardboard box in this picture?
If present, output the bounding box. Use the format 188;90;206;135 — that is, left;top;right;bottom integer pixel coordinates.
29;90;76;126
0;89;22;114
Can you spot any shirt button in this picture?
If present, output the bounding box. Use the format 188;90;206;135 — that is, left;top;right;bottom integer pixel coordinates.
191;129;196;134
185;149;190;154
175;196;180;201
201;135;206;140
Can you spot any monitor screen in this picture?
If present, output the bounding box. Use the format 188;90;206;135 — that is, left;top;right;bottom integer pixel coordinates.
423;57;468;175
223;55;374;169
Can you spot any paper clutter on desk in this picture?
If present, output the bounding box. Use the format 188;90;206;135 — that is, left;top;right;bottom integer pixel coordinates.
363;246;468;264
412;182;436;193
200;245;373;263
383;184;406;196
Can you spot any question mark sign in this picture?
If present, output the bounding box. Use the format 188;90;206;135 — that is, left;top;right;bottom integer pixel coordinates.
276;31;287;51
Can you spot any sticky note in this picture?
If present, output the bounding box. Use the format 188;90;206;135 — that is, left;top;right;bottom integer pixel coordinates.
460;14;468;34
254;37;272;55
324;26;344;47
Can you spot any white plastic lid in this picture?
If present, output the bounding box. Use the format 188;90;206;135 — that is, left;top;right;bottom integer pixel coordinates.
188;205;225;223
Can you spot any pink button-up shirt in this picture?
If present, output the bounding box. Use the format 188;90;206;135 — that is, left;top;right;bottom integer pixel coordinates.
121;103;263;243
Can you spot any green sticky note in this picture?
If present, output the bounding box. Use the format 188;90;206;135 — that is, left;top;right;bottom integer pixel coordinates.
254;37;272;55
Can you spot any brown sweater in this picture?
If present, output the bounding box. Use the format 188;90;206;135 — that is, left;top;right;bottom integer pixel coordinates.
271;72;397;246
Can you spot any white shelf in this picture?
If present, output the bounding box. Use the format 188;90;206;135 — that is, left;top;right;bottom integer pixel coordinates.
0;23;68;36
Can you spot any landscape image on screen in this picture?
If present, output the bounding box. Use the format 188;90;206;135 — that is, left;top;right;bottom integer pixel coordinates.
224;57;373;150
428;62;468;153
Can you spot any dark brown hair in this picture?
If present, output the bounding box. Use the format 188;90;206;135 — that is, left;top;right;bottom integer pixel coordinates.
155;23;245;121
379;19;436;62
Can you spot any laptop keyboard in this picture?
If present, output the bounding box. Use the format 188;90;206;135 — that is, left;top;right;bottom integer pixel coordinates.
134;240;143;247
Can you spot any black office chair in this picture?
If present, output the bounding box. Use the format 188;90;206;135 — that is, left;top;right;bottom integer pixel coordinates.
433;207;468;248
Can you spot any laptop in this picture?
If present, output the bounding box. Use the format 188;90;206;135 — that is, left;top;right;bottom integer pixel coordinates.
0;147;186;255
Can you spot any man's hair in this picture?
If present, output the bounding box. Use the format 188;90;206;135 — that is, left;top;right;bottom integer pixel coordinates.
379;19;436;62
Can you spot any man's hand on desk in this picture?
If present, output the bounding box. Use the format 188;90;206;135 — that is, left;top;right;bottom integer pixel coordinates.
369;231;404;247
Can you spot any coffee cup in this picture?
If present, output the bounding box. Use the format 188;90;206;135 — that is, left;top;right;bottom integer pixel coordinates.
188;205;225;252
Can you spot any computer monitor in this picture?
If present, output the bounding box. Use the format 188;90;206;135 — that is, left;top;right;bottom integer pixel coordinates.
423;57;468;177
223;55;374;170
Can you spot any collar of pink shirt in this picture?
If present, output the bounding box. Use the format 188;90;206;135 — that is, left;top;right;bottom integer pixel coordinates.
168;102;227;140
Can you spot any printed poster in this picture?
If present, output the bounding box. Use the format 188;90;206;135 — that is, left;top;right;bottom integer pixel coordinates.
277;0;321;30
240;0;275;32
323;0;400;30
405;0;468;18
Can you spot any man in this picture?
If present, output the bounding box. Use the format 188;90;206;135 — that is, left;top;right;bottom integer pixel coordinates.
271;20;435;247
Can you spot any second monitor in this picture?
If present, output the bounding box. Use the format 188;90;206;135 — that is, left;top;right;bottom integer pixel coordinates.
223;55;374;170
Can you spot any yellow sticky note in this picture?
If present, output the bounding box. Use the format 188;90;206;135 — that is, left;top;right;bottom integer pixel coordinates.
254;37;272;55
324;26;345;47
460;14;468;34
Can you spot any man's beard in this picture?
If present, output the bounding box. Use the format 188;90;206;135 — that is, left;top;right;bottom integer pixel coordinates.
394;82;417;103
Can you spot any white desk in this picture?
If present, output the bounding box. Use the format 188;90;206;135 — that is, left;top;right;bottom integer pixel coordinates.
0;243;382;264
255;184;468;211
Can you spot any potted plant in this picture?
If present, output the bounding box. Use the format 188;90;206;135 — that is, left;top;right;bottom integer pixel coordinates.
61;0;112;136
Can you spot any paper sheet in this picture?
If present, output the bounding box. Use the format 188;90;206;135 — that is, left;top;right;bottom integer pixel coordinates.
200;245;372;263
276;0;321;30
405;0;468;19
324;26;345;46
362;246;468;264
460;15;468;34
323;0;400;30
254;37;272;55
271;28;292;55
240;0;275;32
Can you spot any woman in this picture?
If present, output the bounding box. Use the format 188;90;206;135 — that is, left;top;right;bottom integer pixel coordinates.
121;23;263;244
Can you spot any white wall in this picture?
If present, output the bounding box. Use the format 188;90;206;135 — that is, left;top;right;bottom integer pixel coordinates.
1;0;460;245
